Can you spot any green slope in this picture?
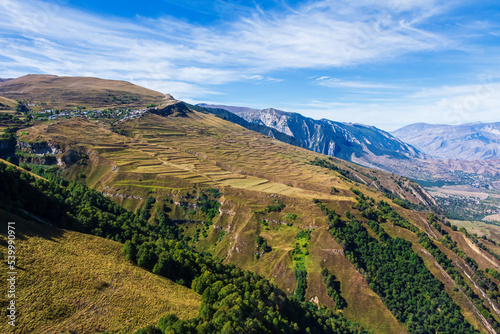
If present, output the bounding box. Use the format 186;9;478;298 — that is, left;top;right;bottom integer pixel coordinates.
8;105;500;334
0;209;201;334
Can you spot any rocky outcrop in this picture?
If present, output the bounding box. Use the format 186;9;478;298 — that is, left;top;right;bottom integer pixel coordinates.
17;141;61;155
149;102;192;118
16;140;83;167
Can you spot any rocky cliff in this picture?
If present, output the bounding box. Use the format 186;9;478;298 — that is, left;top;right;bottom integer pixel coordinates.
199;104;426;162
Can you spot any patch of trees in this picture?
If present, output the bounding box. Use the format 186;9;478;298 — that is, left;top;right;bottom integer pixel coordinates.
0;162;181;243
294;261;308;303
196;188;221;224
488;268;500;281
296;229;312;242
15;100;30;115
417;231;500;330
0;162;370;334
421;216;500;323
315;197;479;334
265;199;286;213
255;235;271;258
321;268;347;310
366;194;500;332
290;230;312;302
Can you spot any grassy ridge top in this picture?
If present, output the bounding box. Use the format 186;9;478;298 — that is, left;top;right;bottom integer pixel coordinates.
0;209;201;334
0;74;164;109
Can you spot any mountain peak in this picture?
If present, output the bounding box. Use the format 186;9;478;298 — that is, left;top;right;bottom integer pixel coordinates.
392;121;500;160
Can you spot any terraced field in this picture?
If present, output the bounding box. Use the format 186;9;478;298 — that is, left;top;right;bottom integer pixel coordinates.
16;108;500;334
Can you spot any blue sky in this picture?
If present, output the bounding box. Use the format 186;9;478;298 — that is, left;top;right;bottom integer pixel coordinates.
1;0;500;130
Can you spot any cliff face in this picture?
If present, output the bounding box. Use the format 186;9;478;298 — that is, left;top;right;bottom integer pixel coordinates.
15;140;82;167
17;141;61;155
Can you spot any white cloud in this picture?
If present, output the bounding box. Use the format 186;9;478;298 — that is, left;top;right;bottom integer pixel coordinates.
0;0;449;94
3;0;496;130
316;78;400;89
246;75;284;82
282;78;500;130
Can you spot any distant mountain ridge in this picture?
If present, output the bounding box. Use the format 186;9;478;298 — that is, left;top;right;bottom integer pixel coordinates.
198;103;426;163
392;122;500;160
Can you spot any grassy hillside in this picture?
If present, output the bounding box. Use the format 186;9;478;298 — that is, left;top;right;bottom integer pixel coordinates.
0;96;16;110
0;74;165;109
14;108;500;333
0;160;373;334
0;209;201;334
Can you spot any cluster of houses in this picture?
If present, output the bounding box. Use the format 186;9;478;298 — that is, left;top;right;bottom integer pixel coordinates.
35;108;149;122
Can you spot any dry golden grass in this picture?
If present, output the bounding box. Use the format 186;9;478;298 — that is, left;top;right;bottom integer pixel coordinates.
0;96;16;110
17;108;494;333
0;74;164;109
307;227;409;334
0;210;200;334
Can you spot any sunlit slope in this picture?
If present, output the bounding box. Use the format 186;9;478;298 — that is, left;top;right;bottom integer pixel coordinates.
0;74;164;109
17;113;411;333
18;109;433;206
0;209;200;334
16;109;500;333
0;96;16;110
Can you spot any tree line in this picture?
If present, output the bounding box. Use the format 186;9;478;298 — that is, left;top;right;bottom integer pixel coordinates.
0;162;369;334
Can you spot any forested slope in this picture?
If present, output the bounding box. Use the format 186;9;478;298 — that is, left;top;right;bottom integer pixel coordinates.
0;161;370;334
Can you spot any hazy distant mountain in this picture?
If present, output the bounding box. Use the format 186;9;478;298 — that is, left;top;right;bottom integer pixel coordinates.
392;122;500;160
0;78;12;83
198;103;425;163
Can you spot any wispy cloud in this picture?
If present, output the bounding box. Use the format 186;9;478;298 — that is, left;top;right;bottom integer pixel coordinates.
0;0;450;99
246;75;284;83
316;77;400;89
2;0;498;130
283;76;500;130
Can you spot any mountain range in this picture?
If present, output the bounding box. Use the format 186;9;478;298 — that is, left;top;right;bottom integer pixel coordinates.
392;122;500;161
198;104;425;161
198;104;500;181
2;75;500;333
